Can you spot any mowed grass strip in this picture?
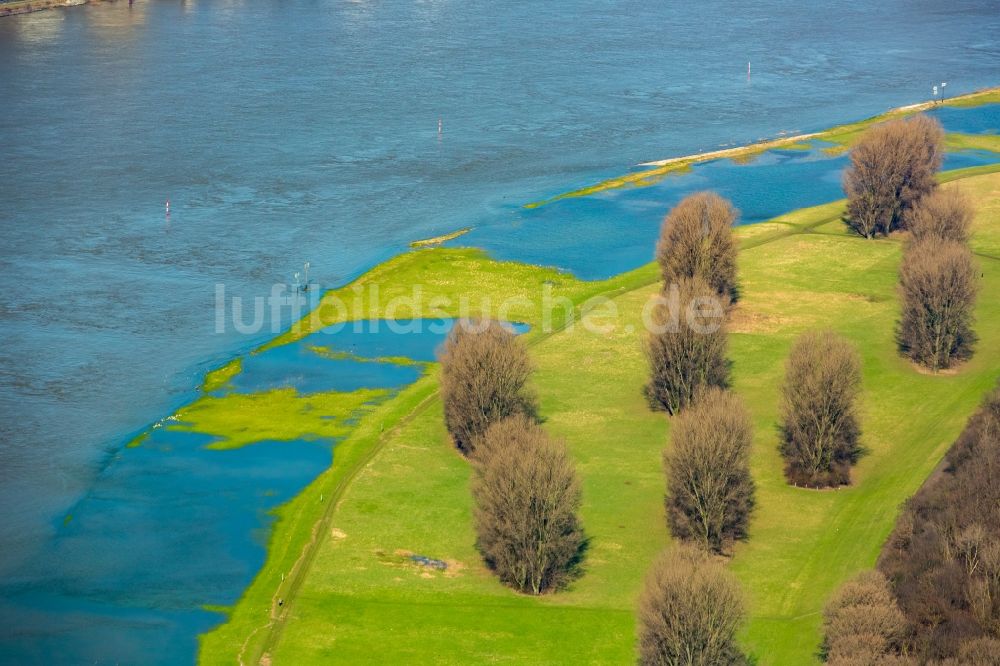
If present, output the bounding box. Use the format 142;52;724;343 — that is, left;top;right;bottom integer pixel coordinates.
201;171;1000;665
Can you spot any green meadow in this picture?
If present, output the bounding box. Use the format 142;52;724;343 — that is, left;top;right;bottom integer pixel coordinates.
197;164;1000;664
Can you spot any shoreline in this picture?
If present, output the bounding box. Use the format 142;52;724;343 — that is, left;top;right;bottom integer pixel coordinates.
640;85;1000;167
523;86;1000;209
0;0;112;17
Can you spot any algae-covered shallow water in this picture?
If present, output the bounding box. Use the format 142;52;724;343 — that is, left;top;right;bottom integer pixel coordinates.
229;318;529;395
0;0;999;662
0;318;497;664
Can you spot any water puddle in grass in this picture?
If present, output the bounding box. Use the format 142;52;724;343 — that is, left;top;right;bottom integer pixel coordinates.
0;318;526;664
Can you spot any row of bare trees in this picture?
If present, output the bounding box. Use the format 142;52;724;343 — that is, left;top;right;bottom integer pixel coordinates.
440;320;584;595
645;192;737;414
439;112;980;654
639;179;879;660
843;113;979;371
640;193;750;664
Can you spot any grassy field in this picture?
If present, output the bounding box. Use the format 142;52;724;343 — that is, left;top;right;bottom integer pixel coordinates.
198;167;1000;665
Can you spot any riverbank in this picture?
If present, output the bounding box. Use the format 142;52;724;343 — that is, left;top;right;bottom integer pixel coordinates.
200;165;1000;665
0;0;112;17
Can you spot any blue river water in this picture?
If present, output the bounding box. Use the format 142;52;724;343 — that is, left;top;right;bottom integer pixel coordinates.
0;318;486;664
0;0;998;662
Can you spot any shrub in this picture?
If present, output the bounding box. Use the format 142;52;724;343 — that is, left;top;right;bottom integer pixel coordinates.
471;415;584;595
897;237;978;371
664;388;755;554
439;319;538;455
905;186;974;244
779;330;863;487
957;637;1000;665
878;385;1000;661
822;570;909;665
637;544;747;666
644;276;729;414
655;191;739;301
843;114;944;238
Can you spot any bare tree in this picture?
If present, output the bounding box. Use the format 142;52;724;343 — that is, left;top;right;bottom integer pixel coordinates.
439;319;538;456
823;570;910;665
780;330;863;487
656;192;739;302
644;276;730;414
898;237;978;371
637;544;747;666
843;114;944;238
471;415;584;595
664;388;755;554
905;187;974;244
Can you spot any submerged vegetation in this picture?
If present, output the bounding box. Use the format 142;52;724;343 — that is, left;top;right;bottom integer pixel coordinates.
173;386;392;450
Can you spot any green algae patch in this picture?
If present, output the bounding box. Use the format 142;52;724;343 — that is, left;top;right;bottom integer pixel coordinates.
410;228;471;248
172;387;394;450
307;345;427;367
126;430;150;449
202;358;242;393
266;247;637;349
730;141;813;165
201;604;231;616
943;87;1000;108
524;162;692;209
945;132;1000;154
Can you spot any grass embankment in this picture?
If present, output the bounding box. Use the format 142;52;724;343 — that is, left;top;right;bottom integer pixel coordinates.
199;168;1000;665
526;87;1000;207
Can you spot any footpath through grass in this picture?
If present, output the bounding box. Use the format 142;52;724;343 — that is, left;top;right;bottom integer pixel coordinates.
199;169;1000;665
